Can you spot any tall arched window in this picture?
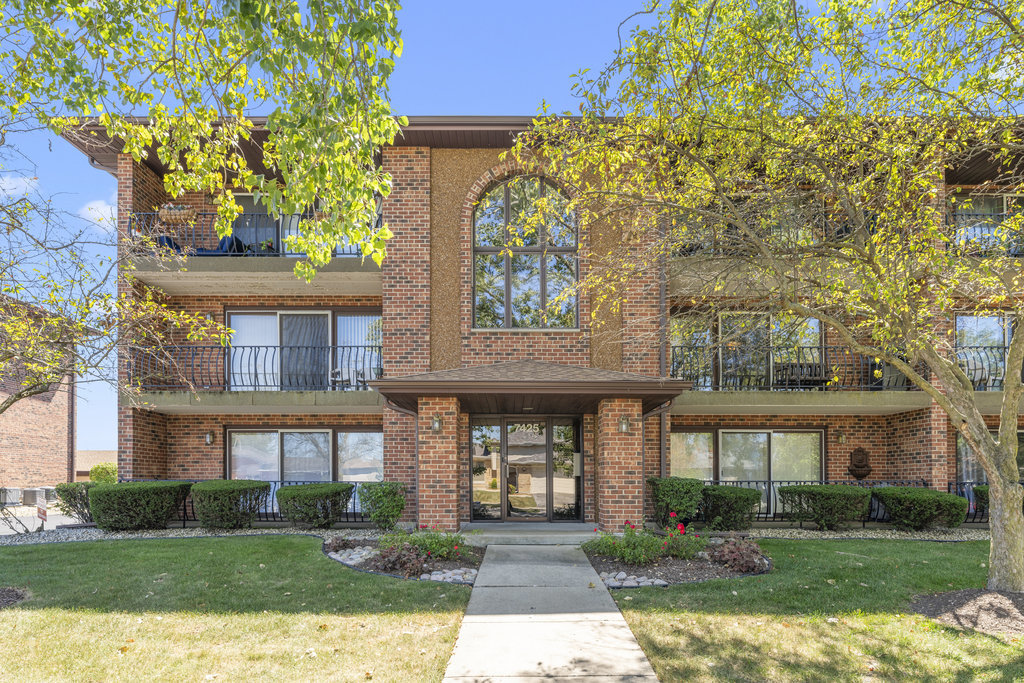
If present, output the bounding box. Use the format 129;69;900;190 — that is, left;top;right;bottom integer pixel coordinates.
473;176;577;328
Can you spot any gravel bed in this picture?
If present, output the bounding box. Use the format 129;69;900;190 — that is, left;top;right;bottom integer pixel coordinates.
326;544;479;585
747;527;990;542
0;525;381;547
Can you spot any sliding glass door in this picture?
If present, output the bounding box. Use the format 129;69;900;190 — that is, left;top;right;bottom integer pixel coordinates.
228;312;330;390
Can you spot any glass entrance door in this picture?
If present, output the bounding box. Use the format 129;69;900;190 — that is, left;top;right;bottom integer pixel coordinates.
470;417;582;522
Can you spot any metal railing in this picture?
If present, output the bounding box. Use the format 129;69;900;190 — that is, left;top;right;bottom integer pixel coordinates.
949;211;1024;255
128;212;364;257
670;344;913;391
128;344;383;391
125;479;370;526
948;481;991;523
697;479;929;523
953;345;1017;391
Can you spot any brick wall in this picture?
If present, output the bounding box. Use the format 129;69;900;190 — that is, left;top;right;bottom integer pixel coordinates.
416;396;461;530
596;398;645;531
0;375;73;487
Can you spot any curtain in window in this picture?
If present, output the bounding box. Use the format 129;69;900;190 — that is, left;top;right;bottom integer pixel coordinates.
229;314;279;390
280;314;329;390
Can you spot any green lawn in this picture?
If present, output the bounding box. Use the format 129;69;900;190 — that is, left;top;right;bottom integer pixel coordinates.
615;539;1023;681
0;535;470;682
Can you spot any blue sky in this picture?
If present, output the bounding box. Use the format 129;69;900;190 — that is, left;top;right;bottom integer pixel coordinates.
22;1;644;450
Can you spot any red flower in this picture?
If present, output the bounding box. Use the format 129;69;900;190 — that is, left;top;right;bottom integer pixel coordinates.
593;528;598;532
454;545;458;550
669;512;677;518
677;522;685;532
630;524;636;529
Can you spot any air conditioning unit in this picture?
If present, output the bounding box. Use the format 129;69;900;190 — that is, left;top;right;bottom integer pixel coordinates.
41;486;57;503
0;488;21;506
21;488;42;507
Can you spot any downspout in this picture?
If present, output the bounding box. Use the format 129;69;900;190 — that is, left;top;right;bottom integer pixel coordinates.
383;398;419;528
641;400;673;523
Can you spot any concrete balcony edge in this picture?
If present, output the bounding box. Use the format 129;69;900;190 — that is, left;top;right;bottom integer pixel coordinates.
121;389;384;415
671;391;933;415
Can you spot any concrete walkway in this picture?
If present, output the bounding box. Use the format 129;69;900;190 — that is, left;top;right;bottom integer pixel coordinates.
443;545;658;682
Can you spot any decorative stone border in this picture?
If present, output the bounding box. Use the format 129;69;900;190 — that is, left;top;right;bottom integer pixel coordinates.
325;544;479;585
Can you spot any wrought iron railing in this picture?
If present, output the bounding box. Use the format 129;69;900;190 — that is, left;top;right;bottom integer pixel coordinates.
128;344;383;391
696;479;929;524
948;481;996;524
670;344;913;391
949;211;1024;255
953;345;1016;391
125;479;370;526
128;212;365;257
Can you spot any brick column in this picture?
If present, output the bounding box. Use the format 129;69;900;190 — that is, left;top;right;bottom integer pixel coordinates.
596;398;644;531
417;396;461;531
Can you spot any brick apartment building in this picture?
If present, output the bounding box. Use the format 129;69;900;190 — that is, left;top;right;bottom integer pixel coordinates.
0;367;75;489
62;116;1018;530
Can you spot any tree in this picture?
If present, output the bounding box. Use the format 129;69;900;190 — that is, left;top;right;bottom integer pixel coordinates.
511;0;1024;590
0;0;404;277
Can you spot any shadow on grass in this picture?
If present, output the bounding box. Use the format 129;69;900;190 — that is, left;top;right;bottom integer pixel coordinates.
0;534;469;616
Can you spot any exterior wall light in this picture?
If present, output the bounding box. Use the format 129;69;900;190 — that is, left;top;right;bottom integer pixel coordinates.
204;431;215;446
431;415;443;432
618;415;631;434
836;430;846;444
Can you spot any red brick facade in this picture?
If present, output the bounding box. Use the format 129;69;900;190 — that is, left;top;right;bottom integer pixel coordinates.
0;375;74;487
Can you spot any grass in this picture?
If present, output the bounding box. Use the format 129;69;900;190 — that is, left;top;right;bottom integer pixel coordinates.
614;539;1023;681
0;535;470;682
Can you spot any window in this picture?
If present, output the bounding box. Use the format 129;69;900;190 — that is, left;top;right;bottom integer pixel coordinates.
228;428;383;482
669;429;823;481
952;194;1024;252
955;314;1010;390
956;432;1024;482
473;176;577;328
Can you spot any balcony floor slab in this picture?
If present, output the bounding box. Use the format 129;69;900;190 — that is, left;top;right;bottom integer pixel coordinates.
122;390;383;415
672;390;932;415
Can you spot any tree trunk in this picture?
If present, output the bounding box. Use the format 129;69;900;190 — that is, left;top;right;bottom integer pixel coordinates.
987;477;1024;592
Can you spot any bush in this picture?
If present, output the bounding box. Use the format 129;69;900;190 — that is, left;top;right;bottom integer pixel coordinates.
647;476;704;526
89;462;117;484
55;482;97;523
374;543;427;577
191;479;270;529
381;526;466;560
89;481;192;531
777;484;871;530
973;485;989;512
872;487;968;531
702;485;762;530
663;528;707;559
583;523;666;565
359;481;407;530
276;482;355;528
709;538;767;573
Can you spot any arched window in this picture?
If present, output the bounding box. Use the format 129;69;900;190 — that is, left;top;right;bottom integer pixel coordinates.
473;176;577;328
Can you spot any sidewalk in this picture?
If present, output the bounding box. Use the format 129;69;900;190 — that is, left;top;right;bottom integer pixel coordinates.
443;545;658;682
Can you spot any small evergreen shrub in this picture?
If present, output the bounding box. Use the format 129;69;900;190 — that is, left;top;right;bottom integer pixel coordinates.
973;484;989;513
359;481;407;530
777;484;871;530
89;462;117;484
702;485;762;530
381;526;466;560
276;482;355;528
647;476;704;526
191;479;270;529
55;481;97;523
89;481;192;531
872;487;968;531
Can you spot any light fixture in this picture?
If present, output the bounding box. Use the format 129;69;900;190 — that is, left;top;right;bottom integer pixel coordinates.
618;415;631;434
836;430;846;444
431;415;443;432
204;431;214;446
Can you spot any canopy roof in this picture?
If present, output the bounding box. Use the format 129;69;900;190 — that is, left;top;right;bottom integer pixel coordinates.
370;360;689;414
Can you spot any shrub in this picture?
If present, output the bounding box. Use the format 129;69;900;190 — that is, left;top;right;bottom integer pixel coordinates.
380;526;466;560
702;485;762;530
191;479;270;529
973;485;989;512
276;482;355;528
89;462;117;484
647;476;704;526
582;522;666;566
55;482;97;523
374;543;427;577
89;481;192;531
359;481;407;530
709;538;767;574
777;484;871;530
872;487;968;531
663;528;707;559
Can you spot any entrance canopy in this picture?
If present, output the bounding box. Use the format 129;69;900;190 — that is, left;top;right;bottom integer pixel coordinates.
369;360;689;414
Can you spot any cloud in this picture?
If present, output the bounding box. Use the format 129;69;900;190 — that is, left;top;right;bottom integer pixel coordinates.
78;197;118;232
0;174;39;197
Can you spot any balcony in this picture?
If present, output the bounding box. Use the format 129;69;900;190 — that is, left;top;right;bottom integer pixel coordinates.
125;344;384;415
125;212;382;296
949;211;1024;255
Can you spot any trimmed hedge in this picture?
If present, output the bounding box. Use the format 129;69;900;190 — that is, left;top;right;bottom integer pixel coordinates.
359;481;407;530
647;476;704;526
276;482;355;528
89;462;117;484
54;481;97;523
191;479;270;529
702;485;762;530
872;487;967;531
777;484;871;530
89;481;193;531
974;485;989;513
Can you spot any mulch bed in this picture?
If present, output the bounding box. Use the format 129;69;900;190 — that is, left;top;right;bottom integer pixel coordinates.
0;587;27;609
422;547;484;572
910;589;1024;636
585;551;745;583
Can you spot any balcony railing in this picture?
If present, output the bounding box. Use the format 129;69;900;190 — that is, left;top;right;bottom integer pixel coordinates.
670;344;913;391
954;345;1018;391
128;345;383;391
949;211;1024;255
128;212;364;257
